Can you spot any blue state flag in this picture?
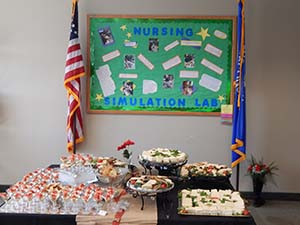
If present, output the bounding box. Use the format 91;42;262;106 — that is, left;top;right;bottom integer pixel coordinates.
231;0;246;168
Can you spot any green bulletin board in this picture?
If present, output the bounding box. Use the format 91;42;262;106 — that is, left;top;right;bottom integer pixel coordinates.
87;15;236;115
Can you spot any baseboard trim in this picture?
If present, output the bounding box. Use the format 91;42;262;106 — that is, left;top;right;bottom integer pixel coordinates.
241;191;300;201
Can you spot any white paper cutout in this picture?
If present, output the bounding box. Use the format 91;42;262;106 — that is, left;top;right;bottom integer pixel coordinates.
201;58;224;75
143;80;157;94
164;40;180;51
102;50;121;62
96;65;116;97
124;41;137;47
214;30;227;39
199;74;222;92
179;70;199;78
180;40;202;47
162;56;181;70
97;64;111;78
204;43;223;58
119;73;138;79
137;54;154;70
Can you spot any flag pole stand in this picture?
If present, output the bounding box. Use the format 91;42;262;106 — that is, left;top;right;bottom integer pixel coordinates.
72;115;77;154
236;164;240;191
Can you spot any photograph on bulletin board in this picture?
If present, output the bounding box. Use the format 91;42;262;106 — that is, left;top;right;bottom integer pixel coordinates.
87;15;236;115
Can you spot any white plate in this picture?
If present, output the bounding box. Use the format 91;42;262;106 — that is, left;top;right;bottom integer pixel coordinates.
126;177;174;194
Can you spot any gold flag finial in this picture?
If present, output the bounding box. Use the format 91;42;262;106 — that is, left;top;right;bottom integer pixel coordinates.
72;0;77;15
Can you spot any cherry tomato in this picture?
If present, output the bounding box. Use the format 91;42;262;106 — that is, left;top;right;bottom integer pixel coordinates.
161;183;167;189
130;180;136;185
243;209;250;215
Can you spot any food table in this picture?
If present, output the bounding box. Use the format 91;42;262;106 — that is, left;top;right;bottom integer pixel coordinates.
0;153;257;225
0;178;256;225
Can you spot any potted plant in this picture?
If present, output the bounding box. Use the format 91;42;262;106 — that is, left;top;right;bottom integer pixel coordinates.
247;155;279;207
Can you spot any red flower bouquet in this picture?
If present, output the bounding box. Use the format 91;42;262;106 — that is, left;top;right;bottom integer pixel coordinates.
247;155;278;184
247;155;279;207
117;139;135;160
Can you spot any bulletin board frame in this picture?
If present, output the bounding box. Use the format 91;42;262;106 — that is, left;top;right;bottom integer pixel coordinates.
87;15;236;116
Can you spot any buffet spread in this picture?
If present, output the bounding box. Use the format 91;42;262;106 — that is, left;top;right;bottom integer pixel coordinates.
0;154;122;215
0;148;250;219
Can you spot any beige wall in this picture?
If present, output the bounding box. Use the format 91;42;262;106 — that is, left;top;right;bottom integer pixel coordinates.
0;0;299;192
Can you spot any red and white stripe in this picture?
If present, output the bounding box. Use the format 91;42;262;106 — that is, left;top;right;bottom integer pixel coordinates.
64;37;85;153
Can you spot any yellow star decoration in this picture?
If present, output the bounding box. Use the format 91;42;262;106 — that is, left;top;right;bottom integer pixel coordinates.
218;95;225;103
196;27;210;41
95;93;104;101
126;32;132;38
120;25;127;31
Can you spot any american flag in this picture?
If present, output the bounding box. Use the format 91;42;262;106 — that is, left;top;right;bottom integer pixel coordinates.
64;0;85;153
231;0;246;167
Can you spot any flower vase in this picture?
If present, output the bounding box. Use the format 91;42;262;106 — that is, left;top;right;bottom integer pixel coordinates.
124;154;137;173
123;153;132;165
252;175;265;207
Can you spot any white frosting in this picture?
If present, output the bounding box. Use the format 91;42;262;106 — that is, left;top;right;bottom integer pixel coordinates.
141;148;187;164
180;189;245;216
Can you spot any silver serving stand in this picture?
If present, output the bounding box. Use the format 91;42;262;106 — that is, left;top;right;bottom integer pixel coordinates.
138;157;188;177
126;181;174;210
